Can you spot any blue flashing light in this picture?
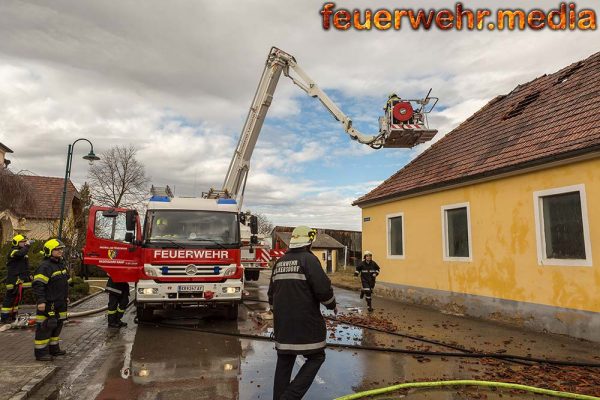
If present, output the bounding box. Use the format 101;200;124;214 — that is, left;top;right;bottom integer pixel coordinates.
213;266;221;274
217;198;237;205
150;195;171;202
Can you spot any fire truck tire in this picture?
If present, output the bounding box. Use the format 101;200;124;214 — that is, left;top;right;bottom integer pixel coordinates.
226;304;239;320
136;306;155;322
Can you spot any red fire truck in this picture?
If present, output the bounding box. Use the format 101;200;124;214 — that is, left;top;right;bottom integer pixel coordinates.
83;195;253;321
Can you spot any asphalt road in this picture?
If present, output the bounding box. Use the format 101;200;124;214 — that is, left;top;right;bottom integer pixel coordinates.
52;273;598;399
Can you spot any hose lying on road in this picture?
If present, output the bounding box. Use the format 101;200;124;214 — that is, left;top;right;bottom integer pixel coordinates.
242;298;600;368
138;320;600;368
67;291;135;318
333;380;600;400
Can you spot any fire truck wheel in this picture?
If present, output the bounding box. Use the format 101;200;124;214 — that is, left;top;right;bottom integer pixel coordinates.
225;304;239;320
136;306;155;322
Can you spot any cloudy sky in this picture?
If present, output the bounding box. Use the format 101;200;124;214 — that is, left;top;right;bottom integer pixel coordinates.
0;0;598;230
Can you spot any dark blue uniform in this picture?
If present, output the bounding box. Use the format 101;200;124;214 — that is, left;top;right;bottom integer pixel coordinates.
32;257;70;359
1;244;32;322
268;246;336;400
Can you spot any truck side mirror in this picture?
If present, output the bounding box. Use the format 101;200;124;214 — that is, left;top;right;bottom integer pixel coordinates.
250;215;258;235
124;232;134;243
250;235;258;245
125;210;138;231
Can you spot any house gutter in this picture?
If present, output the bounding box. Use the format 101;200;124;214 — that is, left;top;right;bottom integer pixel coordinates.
353;146;600;209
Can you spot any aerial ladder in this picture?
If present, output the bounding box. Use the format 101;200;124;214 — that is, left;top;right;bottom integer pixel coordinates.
204;47;438;281
206;47;438;207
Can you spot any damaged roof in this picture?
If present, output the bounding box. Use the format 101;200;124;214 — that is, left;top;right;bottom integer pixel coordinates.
354;51;600;207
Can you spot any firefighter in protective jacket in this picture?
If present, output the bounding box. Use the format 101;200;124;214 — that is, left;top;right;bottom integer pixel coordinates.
268;226;337;400
106;277;129;328
32;239;70;361
354;250;380;312
1;235;33;323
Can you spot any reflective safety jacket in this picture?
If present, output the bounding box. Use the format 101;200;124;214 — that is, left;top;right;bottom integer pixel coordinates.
268;247;336;355
32;257;70;306
5;245;32;287
354;260;380;289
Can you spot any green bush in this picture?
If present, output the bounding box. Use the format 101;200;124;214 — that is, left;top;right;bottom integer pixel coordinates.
0;241;90;304
70;277;90;302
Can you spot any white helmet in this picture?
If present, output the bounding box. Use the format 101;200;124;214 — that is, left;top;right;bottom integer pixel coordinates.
363;250;373;259
289;226;317;249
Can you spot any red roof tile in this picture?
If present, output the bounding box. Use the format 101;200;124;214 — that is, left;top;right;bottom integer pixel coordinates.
354;51;600;206
16;175;80;219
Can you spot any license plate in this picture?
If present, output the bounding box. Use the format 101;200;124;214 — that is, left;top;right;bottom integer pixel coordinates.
178;285;204;293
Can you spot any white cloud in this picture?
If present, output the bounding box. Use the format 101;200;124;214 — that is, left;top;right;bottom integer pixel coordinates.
0;0;598;231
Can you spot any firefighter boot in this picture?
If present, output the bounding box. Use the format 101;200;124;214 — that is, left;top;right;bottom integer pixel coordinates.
366;298;373;312
359;290;364;299
49;345;66;356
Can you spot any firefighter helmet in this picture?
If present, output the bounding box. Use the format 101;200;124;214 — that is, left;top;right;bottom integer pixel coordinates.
363;250;373;259
289;226;317;249
156;218;168;226
12;234;26;246
42;239;65;257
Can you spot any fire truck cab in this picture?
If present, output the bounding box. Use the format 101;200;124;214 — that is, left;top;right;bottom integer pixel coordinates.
83;193;249;321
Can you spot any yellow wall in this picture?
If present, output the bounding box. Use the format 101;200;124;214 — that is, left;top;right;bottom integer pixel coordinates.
361;157;600;313
312;249;337;273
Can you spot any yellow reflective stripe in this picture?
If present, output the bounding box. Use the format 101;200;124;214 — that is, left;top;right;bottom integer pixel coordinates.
21;282;32;288
34;339;50;349
5;284;14;289
107;310;117;315
48;311;55;316
116;307;125;313
49;337;60;345
34;274;49;283
1;307;13;312
36;315;47;321
68;278;73;284
10;250;18;257
59;312;67;319
51;270;63;277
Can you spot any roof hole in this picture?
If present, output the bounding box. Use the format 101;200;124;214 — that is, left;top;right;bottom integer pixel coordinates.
555;62;583;85
503;91;540;120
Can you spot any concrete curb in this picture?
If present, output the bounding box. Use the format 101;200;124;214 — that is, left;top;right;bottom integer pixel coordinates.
8;366;57;400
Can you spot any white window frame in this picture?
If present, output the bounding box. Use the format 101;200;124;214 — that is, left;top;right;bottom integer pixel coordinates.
386;212;405;259
533;184;593;267
441;202;472;262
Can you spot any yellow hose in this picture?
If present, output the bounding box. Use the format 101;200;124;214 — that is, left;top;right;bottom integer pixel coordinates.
334;380;600;400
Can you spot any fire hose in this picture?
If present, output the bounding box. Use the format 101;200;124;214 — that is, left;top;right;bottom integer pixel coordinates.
333;380;600;400
241;298;600;368
137;321;600;399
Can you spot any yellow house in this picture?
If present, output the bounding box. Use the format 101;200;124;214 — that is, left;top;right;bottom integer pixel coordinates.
354;52;600;342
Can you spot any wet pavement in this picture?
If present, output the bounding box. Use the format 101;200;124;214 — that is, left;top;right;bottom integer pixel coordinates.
47;274;600;399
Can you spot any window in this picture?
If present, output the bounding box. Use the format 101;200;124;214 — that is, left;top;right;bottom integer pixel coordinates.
94;211;128;242
386;212;404;259
442;203;472;261
533;185;592;266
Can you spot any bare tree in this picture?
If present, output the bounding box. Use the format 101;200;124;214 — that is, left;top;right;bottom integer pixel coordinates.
255;213;274;236
88;145;150;208
0;169;35;214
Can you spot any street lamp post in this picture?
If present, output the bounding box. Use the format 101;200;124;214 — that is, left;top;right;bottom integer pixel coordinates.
57;138;100;240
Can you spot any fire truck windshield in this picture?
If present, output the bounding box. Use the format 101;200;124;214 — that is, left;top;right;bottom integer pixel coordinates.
145;210;240;248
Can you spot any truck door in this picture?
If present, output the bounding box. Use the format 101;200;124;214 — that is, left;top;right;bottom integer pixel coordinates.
83;205;143;282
